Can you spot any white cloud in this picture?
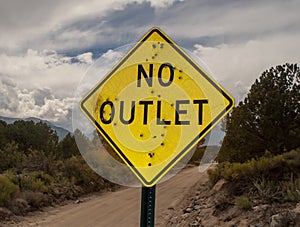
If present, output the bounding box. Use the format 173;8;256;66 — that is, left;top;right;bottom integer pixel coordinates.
1;0;298;56
76;52;93;64
146;0;183;8
0;0;299;129
0;49;95;129
160;0;300;41
0;0;127;51
102;49;125;61
193;32;300;101
0;49;92;98
0;0;182;52
0;78;74;130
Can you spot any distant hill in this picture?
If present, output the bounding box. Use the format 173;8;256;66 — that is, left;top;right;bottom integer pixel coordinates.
0;116;71;141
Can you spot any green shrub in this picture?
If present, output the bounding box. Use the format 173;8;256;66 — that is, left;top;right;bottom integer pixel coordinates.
62;156;106;192
20;191;49;210
208;162;226;185
208;149;300;202
235;196;252;210
0;175;19;206
24;150;53;174
283;176;300;202
0;142;25;172
252;177;282;202
209;149;300;184
18;172;50;193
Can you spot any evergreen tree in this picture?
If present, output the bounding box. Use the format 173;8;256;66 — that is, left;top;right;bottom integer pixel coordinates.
219;63;300;163
57;133;80;159
5;120;58;154
0;120;8;149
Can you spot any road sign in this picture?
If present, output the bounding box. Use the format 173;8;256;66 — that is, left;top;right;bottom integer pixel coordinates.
80;27;234;187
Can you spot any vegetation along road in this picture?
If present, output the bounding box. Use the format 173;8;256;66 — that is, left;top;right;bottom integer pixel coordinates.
8;166;206;227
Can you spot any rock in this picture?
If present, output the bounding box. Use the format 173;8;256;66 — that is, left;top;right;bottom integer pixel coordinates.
213;200;233;216
163;213;171;221
270;213;283;227
51;186;62;196
270;211;298;227
293;203;300;224
194;205;201;210
212;179;227;192
74;199;81;204
170;216;178;223
294;202;300;213
184;207;193;213
0;207;12;220
181;213;190;219
253;204;270;218
253;204;270;212
190;220;202;227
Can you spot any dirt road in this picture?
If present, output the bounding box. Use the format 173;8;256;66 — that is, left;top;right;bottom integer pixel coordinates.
9;166;208;227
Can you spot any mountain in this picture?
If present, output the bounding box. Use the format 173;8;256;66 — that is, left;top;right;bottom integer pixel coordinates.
0;116;71;141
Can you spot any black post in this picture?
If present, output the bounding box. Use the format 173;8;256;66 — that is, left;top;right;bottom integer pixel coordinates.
140;185;156;227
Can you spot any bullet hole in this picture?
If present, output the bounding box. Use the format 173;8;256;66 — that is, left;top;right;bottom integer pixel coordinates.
106;98;109;101
148;163;152;166
160;43;164;49
146;59;148;62
148;153;154;158
151;90;154;94
161;142;164;146
152;44;156;49
153;136;157;139
170;103;174;107
154;53;158;57
115;98;118;101
179;76;182;80
113;123;117;126
161;134;164;137
179;69;183;73
140;134;143;137
173;66;176;70
157;94;161;98
152;56;155;60
164;126;167;129
158;42;160;44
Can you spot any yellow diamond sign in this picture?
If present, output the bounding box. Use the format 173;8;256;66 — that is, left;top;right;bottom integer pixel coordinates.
80;27;234;187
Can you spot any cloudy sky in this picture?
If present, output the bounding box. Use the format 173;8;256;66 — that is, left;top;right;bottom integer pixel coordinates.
0;0;299;131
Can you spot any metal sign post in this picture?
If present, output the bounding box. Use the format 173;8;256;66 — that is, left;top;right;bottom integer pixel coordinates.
140;185;156;227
